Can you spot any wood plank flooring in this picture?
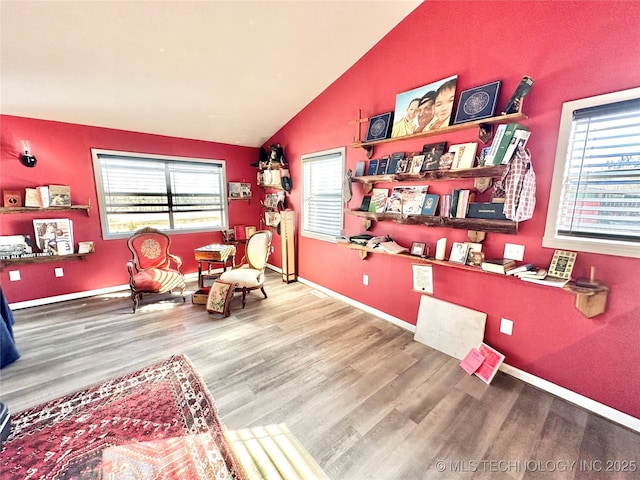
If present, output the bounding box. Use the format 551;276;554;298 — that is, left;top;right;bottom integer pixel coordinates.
2;270;639;479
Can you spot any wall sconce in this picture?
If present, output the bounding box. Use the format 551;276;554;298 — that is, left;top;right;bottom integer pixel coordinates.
20;140;37;167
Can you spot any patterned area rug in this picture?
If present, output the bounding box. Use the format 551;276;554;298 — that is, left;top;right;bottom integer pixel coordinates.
0;354;245;480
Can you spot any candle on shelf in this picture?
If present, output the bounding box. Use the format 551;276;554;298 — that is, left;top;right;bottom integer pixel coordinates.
435;238;447;260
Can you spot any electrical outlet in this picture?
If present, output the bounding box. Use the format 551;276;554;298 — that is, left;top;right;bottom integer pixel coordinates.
363;274;369;286
500;318;514;336
55;267;64;277
9;270;21;281
504;243;525;261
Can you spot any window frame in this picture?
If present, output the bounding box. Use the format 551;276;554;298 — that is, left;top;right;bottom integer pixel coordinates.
300;147;345;242
92;149;228;240
543;87;640;258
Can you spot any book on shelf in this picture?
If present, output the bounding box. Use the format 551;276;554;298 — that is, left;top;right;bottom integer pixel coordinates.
376;156;390;175
520;273;570;288
515;268;547;279
501;129;531;165
421;194;439;216
354;161;366;177
491;124;529;165
359;195;372;212
234;224;247;241
373;239;409;255
389;152;404;174
36;186;50;208
481;258;517;274
368;188;389;213
366;159;379;176
48;185;71;206
439;194;451;218
505;263;536;275
0;234;34;258
449;189;461;218
484;123;507;165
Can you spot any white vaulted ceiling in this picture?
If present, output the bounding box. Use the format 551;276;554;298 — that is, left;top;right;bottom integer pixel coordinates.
1;0;421;147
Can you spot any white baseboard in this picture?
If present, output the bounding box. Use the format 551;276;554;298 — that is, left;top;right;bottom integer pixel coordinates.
9;270;639;432
297;275;640;433
8;272;200;310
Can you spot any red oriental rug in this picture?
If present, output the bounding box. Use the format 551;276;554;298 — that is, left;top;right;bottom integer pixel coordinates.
0;354;246;480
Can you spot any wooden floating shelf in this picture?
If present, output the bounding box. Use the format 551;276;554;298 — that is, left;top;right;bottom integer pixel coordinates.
0;199;92;216
345;208;518;235
353;165;507;193
338;243;609;318
350;110;527;157
0;253;93;269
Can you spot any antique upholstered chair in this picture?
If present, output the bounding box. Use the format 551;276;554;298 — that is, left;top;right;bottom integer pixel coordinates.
219;230;272;308
126;227;186;313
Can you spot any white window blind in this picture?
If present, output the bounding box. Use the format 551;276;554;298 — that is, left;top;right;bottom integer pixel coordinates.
557;99;640;242
301;148;344;241
92;149;227;239
544;87;640;258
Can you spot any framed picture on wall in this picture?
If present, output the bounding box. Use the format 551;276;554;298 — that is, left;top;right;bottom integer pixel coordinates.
454;80;501;124
365;112;393;142
410;241;426;257
391;75;458;138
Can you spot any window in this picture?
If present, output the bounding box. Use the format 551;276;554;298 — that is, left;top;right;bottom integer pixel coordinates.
544;87;640;258
301;147;345;241
92;149;227;239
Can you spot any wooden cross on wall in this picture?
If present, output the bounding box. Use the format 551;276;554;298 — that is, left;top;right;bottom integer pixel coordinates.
348;109;369;143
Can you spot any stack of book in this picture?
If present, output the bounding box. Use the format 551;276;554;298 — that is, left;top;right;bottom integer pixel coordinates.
481;258;517;274
485;123;531;166
449;189;476;218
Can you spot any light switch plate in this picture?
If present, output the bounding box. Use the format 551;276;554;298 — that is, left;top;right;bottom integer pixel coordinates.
55;267;64;277
504;243;525;261
9;270;21;281
363;274;369;286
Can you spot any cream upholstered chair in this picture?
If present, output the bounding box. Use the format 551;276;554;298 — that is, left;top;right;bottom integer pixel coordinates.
219;230;272;308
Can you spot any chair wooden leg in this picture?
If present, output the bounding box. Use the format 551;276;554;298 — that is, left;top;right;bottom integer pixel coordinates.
132;293;139;313
242;288;247;308
260;286;267;299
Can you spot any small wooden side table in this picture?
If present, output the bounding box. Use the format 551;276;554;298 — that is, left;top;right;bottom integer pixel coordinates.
194;244;236;285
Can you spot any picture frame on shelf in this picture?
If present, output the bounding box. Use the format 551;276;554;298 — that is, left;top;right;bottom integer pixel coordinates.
438;152;455;170
454;80;501;124
410;241;426;257
449;142;478;170
32;218;74;255
77;241;95;254
449;241;470;264
386;186;429;215
222;229;235;242
365;112;393;142
409;154;425;175
391;74;458;137
548;250;577;279
421;142;447;171
228;182;251;199
48;185;71;207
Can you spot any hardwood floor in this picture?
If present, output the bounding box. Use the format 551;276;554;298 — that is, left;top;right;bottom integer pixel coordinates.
2;270;639;479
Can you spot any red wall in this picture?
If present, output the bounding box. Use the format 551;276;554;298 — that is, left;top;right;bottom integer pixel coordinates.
265;1;640;417
0;116;263;302
1;1;639;419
